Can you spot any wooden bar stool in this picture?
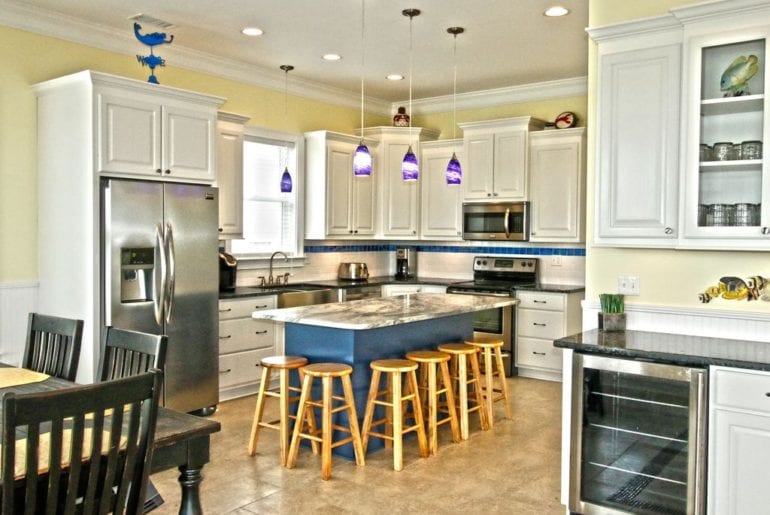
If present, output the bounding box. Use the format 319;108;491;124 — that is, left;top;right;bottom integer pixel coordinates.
247;355;318;465
436;343;490;440
286;363;365;480
466;337;513;427
405;350;460;455
361;359;429;471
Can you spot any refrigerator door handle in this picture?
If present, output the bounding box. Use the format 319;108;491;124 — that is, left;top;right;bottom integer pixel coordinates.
154;223;167;325
164;222;176;323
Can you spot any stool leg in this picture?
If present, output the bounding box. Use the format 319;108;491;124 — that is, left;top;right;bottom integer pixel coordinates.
298;368;320;455
278;368;290;465
247;365;272;456
482;347;495;428
427;362;438;455
457;355;469;440
439;361;461;443
287;373;312;469
392;371;404;471
469;353;490;431
408;369;429;459
385;373;393;449
361;369;381;453
321;375;333;480
495;347;513;419
341;374;365;466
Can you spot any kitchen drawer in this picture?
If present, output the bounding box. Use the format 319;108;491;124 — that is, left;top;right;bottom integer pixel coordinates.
517;308;564;340
712;367;770;415
219;318;274;354
516;336;562;371
517;291;565;311
218;296;276;320
218;348;274;389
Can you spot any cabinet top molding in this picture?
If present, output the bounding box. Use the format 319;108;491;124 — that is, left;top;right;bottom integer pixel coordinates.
357;126;441;141
458;116;546;132
32;70;225;107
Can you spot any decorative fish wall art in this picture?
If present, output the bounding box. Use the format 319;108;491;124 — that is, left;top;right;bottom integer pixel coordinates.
698;275;770;303
133;22;174;84
720;54;759;97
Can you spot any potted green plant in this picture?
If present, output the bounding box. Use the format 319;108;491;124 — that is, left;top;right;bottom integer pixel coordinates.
598;293;626;331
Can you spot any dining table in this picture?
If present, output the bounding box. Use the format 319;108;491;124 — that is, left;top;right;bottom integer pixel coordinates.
0;363;221;515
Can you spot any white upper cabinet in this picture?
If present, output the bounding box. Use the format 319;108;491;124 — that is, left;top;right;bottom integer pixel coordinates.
529;128;586;242
304;131;377;239
360;127;439;239
95;75;221;183
459;117;545;202
590;21;682;247
420;140;464;240
681;17;770;249
216;112;249;239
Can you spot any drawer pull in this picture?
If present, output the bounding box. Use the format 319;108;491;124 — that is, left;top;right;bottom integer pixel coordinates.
533;351;547;356
255;330;268;335
533;323;547;327
533;300;547;304
219;308;232;313
766;392;770;397
219;335;232;339
255;304;268;309
219;368;232;374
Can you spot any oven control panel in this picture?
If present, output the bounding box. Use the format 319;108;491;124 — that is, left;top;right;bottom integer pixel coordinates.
473;256;538;273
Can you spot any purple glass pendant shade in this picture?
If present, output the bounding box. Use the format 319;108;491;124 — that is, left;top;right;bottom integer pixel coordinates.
401;145;419;182
280;167;292;193
446;152;462;185
353;142;373;176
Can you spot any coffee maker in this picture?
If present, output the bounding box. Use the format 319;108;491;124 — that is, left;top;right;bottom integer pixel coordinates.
394;247;417;280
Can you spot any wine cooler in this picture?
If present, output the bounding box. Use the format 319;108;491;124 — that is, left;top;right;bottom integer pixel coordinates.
569;354;707;514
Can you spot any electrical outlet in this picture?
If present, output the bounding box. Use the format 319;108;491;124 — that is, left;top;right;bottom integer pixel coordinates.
618;275;640;295
550;255;562;267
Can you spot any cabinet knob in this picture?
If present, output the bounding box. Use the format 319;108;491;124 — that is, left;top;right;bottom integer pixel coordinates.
763;227;770;235
255;330;268;335
487;193;492;197
664;227;674;234
493;192;499;197
156;168;163;174
534;300;547;304
219;335;232;339
164;169;171;174
531;232;536;236
533;351;547;356
255;304;268;309
533;322;547;327
349;230;353;234
354;230;359;234
218;227;223;232
412;230;416;235
219;308;232;313
219;368;232;374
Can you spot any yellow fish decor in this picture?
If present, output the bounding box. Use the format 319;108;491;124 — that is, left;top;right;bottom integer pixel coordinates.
720;55;759;97
698;275;770;303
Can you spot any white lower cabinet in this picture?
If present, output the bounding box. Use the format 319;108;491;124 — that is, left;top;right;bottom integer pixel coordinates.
381;284;447;297
218;296;277;400
708;366;770;514
515;290;581;381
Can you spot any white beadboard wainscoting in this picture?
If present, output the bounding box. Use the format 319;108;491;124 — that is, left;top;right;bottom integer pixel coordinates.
0;282;38;366
582;301;770;344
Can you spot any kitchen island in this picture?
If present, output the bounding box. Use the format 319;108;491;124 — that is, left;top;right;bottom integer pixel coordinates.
253;293;517;456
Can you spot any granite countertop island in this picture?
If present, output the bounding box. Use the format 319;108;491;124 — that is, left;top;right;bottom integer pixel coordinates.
252;292;517;329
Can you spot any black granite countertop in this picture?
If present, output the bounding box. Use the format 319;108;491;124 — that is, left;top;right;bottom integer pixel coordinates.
517;283;585;294
554;329;770;371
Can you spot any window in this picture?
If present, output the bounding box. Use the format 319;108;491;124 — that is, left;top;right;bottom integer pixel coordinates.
229;128;304;259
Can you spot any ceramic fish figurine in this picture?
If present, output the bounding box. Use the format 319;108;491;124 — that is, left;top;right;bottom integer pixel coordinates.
721;55;759;97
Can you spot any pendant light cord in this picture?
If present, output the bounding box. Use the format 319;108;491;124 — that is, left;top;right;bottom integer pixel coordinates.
408;13;413;143
360;0;365;135
452;32;457;142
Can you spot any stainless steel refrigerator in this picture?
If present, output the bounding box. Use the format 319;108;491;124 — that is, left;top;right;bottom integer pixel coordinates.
101;178;219;413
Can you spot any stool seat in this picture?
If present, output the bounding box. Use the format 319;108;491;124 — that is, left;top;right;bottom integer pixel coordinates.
465;337;512;426
302;362;353;377
261;355;308;369
465;337;504;349
437;342;477;355
405;350;451;363
370;359;418;373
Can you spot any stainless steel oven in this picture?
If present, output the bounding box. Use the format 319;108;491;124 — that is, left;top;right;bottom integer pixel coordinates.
462;201;529;241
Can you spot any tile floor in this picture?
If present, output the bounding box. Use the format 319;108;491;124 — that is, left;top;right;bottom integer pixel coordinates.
151;376;564;514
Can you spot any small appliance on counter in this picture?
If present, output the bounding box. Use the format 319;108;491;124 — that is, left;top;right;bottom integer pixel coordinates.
395;247;417;280
219;252;237;292
338;262;369;281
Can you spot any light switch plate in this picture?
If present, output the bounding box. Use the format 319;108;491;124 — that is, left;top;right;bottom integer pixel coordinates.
618;275;640;295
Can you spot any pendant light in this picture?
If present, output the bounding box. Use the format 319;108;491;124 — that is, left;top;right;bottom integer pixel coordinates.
353;0;372;176
401;9;420;182
279;64;294;193
446;27;464;185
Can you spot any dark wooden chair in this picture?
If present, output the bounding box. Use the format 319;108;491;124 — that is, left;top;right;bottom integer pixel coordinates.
23;313;84;381
97;327;167;382
1;369;162;514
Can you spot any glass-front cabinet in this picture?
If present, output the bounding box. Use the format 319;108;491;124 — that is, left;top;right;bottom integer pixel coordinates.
683;26;770;247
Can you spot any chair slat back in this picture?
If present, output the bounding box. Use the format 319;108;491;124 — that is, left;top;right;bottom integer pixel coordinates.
23;313;84;382
1;370;162;515
97;327;168;382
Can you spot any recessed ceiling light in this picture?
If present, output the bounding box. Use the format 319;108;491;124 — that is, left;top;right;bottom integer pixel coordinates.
241;27;264;36
322;53;342;61
544;6;569;17
386;74;404;81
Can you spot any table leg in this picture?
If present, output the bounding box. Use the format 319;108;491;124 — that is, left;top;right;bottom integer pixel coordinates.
177;466;204;515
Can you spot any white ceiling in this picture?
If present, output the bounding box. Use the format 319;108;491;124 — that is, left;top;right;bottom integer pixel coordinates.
6;0;588;104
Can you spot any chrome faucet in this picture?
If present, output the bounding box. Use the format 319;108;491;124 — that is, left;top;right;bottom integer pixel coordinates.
268;251;289;285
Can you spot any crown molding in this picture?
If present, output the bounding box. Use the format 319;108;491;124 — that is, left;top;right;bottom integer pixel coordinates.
671;0;770;24
1;0;585;118
396;76;588;115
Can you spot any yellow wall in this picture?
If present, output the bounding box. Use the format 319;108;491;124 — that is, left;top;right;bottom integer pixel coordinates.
586;1;770;313
0;26;387;282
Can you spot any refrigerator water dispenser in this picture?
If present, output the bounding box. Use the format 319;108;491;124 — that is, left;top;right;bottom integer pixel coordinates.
120;247;154;303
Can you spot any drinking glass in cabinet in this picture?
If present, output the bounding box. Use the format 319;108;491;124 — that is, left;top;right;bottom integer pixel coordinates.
735;203;761;226
706;204;736;226
699;144;712;161
742;140;763;160
712;142;734;161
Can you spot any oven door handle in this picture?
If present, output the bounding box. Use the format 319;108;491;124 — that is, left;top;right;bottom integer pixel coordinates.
504;208;510;238
447;290;512;298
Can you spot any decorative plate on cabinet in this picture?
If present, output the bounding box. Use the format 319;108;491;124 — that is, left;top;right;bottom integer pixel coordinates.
555;111;576;129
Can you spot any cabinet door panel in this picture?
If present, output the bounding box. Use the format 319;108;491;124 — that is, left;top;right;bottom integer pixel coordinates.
163;105;216;181
98;93;161;176
596;44;681;242
326;142;354;236
352;174;376;235
464;134;495;199
217;122;244;238
420;145;463;239
381;140;417;236
494;130;528;200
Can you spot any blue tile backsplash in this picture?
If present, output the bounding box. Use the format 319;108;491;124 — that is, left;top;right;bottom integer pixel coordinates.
304;244;586;257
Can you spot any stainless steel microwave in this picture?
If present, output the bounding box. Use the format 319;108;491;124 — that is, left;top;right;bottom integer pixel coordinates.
462;202;529;241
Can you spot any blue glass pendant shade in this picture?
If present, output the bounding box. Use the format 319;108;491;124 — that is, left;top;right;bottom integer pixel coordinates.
446;152;462;185
280;167;292;193
401;145;419;182
353;142;373;176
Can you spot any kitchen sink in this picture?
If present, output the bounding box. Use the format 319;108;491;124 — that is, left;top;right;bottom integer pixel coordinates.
276;288;337;308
